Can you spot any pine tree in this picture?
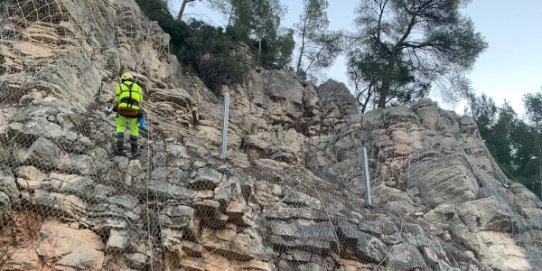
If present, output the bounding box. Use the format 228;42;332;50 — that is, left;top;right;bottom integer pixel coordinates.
352;0;487;108
294;0;343;78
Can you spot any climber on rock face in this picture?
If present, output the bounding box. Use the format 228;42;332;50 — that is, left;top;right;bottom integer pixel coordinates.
113;72;143;156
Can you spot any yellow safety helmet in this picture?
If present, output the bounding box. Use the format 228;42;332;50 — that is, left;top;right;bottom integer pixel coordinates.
121;72;133;81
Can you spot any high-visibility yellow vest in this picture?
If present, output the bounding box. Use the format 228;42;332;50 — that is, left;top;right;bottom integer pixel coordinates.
116;81;142;111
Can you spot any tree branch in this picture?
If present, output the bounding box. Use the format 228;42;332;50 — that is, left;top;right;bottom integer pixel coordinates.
376;0;388;42
304;43;326;74
374;0;391;54
394;13;417;52
296;13;310;75
401;40;436;49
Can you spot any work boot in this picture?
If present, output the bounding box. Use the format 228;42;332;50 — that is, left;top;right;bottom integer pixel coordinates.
115;132;124;154
130;136;139;156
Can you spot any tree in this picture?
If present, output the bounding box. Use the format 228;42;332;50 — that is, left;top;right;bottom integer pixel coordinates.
523;92;542;196
491;102;517;171
252;1;294;69
467;92;542;197
227;0;253;42
347;49;383;112
509;120;540;187
347;45;429;112
273;28;295;68
294;0;343;78
524;93;542;129
223;0;293;69
137;0;170;17
252;0;280;59
167;0;293;69
353;0;487;108
135;0;190;47
178;21;250;93
466;93;497;139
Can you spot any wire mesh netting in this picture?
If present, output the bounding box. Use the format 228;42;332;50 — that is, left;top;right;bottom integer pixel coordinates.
1;0;542;271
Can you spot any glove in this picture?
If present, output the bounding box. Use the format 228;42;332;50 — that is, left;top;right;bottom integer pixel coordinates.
104;104;118;114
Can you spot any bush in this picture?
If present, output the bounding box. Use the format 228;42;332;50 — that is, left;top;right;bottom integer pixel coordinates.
134;1;294;92
197;56;249;94
177;21;230;66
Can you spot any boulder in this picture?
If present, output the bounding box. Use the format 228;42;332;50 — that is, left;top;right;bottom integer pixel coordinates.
36;220;105;270
317;80;358;117
0;169;19;208
387;243;427;270
18;137;61;170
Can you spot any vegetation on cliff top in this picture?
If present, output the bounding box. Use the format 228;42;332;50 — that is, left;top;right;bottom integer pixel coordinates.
135;0;542;198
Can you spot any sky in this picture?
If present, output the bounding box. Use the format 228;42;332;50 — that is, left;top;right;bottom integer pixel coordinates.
175;0;542;116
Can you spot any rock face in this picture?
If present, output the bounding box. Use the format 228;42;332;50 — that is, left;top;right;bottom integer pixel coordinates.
1;0;542;271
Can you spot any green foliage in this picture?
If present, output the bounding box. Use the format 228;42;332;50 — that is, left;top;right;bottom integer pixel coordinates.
250;0;289;68
180;21;250;93
228;0;253;43
294;0;343;78
467;93;497;139
468;94;542;197
347;45;429;112
177;21;230;66
521;92;542;194
491;103;516;165
352;0;487;108
197;55;249;92
135;0;294;93
273;29;295;69
510;121;539;180
135;1;239;91
135;0;190;51
137;0;169;18
252;0;281;43
524;93;542;128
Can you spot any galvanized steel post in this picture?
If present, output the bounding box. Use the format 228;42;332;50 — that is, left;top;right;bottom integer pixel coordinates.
221;92;230;160
361;147;372;207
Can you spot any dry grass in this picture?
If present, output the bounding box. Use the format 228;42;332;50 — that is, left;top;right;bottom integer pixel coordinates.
0;211;44;248
0;211;43;269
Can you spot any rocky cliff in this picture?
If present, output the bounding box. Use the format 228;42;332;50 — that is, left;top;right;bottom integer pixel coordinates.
1;0;542;270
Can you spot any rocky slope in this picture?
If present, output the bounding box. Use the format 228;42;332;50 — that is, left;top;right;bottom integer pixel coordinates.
1;0;542;270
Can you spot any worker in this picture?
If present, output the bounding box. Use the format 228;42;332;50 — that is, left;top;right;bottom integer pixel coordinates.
114;72;143;156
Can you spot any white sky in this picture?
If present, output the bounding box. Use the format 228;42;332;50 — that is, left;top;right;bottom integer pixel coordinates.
175;0;542;116
460;0;542;116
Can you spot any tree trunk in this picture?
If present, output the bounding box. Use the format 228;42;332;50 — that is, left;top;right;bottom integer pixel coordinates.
295;16;309;76
177;0;195;21
378;57;396;108
258;39;262;65
358;82;374;113
377;12;416;108
295;30;306;76
227;4;234;28
539;148;541;199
